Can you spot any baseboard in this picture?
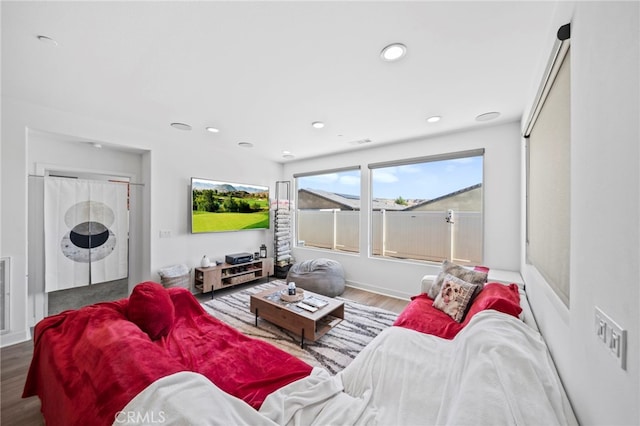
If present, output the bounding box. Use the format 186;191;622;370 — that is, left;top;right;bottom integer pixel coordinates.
345;280;412;301
0;329;31;348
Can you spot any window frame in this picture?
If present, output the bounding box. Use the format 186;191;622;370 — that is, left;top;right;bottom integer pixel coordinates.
368;149;485;266
294;166;362;254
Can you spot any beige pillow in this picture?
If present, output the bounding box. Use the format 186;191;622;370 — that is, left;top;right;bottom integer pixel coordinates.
427;260;488;300
432;274;479;323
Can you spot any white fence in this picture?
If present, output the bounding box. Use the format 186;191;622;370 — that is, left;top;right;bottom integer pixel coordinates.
297;210;482;265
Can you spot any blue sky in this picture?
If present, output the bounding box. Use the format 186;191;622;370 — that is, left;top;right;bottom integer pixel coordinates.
298;156;483;200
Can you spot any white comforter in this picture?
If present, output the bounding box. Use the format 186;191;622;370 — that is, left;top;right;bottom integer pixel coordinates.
118;311;577;426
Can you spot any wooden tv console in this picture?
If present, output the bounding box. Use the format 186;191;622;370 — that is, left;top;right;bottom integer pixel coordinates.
194;257;273;296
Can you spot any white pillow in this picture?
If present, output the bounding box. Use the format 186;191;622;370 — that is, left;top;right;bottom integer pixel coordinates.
420;275;437;294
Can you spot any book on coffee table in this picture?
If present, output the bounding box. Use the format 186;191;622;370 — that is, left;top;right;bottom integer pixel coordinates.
303;296;329;309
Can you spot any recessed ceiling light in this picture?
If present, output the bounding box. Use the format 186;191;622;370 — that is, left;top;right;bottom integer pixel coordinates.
426;116;441;123
91;143;102;149
282;150;291;155
238;142;253;148
475;112;501;122
37;35;58;47
170;122;192;131
380;43;406;62
282;154;296;159
206;127;219;133
311;121;325;129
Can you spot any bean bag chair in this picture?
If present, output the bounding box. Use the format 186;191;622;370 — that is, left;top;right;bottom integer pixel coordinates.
286;258;345;297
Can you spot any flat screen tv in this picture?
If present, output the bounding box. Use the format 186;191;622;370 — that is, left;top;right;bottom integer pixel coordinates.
191;177;270;233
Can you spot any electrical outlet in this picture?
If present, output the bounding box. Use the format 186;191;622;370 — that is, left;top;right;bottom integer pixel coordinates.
595;306;627;370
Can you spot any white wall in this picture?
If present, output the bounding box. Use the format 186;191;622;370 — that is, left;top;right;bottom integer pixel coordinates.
283;122;521;299
521;2;639;424
0;97;282;347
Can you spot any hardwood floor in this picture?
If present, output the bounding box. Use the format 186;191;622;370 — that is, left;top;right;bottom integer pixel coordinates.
341;285;409;314
1;338;44;426
0;286;408;425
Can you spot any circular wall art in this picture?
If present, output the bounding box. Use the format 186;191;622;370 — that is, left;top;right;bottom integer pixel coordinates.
60;200;117;263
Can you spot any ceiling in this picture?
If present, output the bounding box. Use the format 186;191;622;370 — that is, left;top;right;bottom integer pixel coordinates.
2;1;559;162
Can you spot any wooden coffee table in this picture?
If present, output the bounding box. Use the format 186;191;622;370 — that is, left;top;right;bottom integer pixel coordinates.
249;284;344;348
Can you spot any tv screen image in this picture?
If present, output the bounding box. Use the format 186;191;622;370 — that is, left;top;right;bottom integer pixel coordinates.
191;178;270;233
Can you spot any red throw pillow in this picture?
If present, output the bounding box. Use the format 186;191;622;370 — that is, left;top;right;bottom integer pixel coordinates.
474;265;490;274
393;294;464;339
463;283;522;323
127;281;175;340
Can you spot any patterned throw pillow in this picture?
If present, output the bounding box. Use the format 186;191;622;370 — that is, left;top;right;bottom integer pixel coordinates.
432;274;479;322
427;260;488;300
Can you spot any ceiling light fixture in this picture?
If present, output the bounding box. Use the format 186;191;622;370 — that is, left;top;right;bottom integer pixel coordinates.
92;142;102;149
238;142;253;148
311;121;325;129
475;112;501;122
37;35;58;47
283;154;296;159
205;127;220;133
380;43;407;62
170;122;192;131
426;116;441;123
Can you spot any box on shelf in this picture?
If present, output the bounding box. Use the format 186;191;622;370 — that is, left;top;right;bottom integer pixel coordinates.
228;272;256;285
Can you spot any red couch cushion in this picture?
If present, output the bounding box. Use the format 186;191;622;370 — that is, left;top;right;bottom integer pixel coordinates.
393;283;522;339
128;281;175;340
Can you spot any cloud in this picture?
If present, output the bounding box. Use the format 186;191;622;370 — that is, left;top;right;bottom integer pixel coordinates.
372;170;399;183
339;175;360;186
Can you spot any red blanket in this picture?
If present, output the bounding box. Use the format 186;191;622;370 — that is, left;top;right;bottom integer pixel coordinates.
23;287;312;426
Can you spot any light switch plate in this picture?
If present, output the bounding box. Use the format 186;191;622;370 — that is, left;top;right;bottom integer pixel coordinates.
595;306;627;370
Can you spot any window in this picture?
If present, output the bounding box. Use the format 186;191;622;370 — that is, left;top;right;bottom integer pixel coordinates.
369;150;484;265
295;167;361;253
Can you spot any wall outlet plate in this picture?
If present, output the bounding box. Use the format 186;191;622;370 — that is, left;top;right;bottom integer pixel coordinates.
595;306;627;370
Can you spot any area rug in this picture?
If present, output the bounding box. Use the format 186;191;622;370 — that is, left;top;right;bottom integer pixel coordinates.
202;281;397;374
